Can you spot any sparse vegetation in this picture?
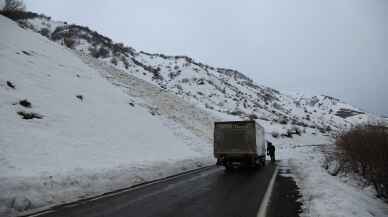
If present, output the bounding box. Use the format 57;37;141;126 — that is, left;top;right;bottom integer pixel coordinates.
89;46;109;58
0;10;49;21
98;47;110;58
334;124;388;198
39;28;50;38
17;111;43;119
335;108;365;118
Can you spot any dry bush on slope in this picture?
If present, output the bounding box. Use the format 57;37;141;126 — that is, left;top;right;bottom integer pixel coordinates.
335;124;388;199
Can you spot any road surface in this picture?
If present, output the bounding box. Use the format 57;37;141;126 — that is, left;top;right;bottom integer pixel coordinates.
21;162;301;217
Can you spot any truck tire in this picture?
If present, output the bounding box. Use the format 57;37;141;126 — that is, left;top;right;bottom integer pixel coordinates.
261;158;266;166
224;162;233;171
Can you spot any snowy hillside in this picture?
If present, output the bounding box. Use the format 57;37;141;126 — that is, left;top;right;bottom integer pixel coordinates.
0;15;213;216
8;12;383;134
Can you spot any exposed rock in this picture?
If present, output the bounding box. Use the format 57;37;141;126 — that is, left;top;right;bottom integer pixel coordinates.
6;81;15;89
76;95;84;101
19;99;31;108
22;50;31;56
17;111;43;119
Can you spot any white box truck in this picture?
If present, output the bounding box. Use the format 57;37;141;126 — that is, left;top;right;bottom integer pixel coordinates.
214;120;266;170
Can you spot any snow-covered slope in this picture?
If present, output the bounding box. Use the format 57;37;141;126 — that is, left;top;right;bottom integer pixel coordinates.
0;15;212;216
10;13;383;134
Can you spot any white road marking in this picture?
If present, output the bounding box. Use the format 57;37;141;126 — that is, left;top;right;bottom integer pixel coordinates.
257;166;278;217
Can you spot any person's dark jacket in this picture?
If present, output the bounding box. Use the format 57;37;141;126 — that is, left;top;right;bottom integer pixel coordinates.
267;143;275;155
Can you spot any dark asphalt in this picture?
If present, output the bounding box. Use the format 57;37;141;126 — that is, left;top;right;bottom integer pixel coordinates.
267;164;303;217
25;164;276;217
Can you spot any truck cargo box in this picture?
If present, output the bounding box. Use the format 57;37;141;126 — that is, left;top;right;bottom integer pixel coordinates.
214;120;266;169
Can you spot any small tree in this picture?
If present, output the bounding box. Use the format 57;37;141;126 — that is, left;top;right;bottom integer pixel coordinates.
2;0;25;12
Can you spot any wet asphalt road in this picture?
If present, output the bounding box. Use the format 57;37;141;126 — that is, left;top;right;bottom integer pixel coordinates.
267;164;303;217
22;163;302;217
22;162;301;217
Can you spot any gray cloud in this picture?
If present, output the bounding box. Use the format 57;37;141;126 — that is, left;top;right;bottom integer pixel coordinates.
24;0;388;116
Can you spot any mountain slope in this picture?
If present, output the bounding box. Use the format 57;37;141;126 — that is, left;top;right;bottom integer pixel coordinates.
9;12;382;133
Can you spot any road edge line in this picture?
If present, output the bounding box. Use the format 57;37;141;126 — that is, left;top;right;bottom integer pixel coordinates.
257;166;278;217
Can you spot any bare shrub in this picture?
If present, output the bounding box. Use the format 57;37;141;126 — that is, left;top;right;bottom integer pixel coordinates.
335;124;388;198
97;47;110;58
39;28;50;38
17;111;43;119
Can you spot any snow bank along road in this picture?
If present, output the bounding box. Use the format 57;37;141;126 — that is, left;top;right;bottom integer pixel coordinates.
18;163;300;217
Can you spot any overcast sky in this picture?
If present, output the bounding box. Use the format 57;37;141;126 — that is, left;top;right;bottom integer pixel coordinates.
23;0;388;116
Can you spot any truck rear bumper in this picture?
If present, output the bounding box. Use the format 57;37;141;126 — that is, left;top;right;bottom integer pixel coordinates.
216;154;264;164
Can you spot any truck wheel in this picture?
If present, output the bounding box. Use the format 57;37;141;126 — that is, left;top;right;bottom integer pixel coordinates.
224;162;233;172
261;159;266;166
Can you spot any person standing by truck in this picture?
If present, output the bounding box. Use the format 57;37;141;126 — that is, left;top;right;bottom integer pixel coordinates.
267;141;276;162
